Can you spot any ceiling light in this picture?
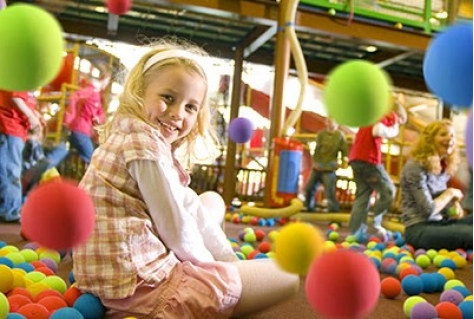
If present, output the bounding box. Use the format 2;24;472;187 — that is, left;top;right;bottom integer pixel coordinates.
365;45;377;53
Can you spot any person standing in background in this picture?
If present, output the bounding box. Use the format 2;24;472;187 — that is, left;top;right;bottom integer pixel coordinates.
303;117;348;212
348;94;407;240
64;71;110;164
0;90;40;222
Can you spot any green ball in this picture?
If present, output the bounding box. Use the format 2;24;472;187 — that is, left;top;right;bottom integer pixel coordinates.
403;296;426;318
0;4;64;91
323;60;393;127
0;292;9;319
415;254;431;268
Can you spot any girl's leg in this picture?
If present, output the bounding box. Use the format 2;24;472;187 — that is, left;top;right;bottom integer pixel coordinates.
231;259;300;317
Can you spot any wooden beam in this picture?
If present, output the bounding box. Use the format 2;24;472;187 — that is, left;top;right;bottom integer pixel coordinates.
154;0;432;50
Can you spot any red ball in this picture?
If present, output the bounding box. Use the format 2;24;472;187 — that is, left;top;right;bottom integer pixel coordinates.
34;289;64;302
258;241;272;253
17;303;50;319
7;294;32;312
380;277;401;299
435;301;463;319
21;180;95;250
255;229;265;241
106;0;132;15
37;295;68;312
63;286;82;307
305;250;381;319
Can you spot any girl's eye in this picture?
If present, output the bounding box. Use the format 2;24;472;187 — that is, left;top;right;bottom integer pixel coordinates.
186;104;198;112
162;95;173;103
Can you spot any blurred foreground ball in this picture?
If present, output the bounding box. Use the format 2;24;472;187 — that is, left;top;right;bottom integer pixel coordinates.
228;117;254;143
0;4;64;91
21;180;95;250
305;250;380;319
274;223;324;275
323;60;392;127
423;23;473;107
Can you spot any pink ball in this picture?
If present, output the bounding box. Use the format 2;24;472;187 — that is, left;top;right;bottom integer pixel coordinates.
305;250;380;319
21;180;95;250
106;0;132;15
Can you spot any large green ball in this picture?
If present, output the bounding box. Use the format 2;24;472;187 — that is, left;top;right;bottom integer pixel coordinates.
0;4;64;91
323;60;393;127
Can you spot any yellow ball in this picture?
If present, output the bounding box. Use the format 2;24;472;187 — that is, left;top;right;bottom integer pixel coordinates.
274;222;324;275
438;267;455;280
0;265;13;293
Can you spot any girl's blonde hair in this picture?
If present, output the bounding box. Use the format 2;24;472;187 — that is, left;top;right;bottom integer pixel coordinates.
98;38;218;167
409;119;459;175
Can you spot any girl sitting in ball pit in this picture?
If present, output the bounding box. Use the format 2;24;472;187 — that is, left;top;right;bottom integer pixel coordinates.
72;38;299;319
401;119;473;251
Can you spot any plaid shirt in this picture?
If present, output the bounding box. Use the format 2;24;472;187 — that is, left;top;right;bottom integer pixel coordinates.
73;116;187;299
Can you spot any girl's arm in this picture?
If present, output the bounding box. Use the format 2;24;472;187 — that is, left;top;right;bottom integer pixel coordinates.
128;159;216;264
12;97;40;129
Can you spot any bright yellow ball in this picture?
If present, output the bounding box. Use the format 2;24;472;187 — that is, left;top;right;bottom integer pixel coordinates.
438;267;456;280
0;265;13;293
274;223;324;275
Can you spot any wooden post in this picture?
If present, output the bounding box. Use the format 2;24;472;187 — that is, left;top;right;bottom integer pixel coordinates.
263;0;291;206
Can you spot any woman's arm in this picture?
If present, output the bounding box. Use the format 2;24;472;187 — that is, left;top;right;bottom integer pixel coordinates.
128;160;216;264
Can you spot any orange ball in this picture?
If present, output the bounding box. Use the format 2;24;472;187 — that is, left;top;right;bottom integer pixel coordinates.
63;286;82;307
435;301;463;319
21;179;95;250
380;277;402;299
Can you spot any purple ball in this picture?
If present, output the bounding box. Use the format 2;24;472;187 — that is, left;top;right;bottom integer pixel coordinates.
466;109;472;168
228;117;254;143
440;289;464;305
410;302;437;319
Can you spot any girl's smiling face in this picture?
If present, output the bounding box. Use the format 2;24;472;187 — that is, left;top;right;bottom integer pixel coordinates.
143;65;207;144
433;124;456;158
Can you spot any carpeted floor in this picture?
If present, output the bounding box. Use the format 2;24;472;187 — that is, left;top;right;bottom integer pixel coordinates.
1;217;472;319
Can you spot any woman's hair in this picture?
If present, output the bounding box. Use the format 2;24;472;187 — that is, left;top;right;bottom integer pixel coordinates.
98;38;218;167
409;119;459;175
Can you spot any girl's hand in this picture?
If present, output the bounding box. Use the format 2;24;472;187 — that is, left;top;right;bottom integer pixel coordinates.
447;201;464;220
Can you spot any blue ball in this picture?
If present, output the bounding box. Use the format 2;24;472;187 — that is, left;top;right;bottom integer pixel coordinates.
452;285;471;298
419;273;437;293
423;23;473;106
0;257;14;268
430;272;447;292
15;262;35;273
7;314;27;319
401;274;424;296
439;258;457;270
50;307;84;319
73;293;106;319
68;270;76;284
459;300;473;319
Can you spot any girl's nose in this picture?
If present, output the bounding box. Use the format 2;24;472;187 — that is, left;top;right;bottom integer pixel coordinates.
169;104;185;119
